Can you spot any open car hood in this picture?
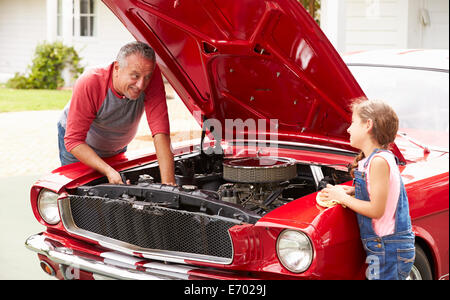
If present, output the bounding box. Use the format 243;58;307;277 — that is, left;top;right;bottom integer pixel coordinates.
102;0;403;160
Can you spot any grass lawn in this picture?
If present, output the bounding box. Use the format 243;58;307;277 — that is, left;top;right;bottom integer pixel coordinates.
0;87;72;112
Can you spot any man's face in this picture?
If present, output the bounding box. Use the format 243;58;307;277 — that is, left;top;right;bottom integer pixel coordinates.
113;53;155;100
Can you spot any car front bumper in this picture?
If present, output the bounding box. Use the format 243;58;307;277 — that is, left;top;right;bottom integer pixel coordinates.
25;232;254;280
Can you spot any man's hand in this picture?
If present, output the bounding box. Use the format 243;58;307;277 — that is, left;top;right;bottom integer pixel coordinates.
70;143;128;184
105;168;125;184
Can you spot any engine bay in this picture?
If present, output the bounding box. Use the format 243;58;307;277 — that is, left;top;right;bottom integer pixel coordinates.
76;151;353;224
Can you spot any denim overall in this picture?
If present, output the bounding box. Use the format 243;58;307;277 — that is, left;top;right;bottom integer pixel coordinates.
353;149;415;280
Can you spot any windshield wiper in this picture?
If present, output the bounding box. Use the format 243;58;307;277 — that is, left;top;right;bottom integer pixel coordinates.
397;132;430;153
397;132;448;154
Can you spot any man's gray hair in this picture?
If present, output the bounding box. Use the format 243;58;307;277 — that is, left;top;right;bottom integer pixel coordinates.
116;41;155;68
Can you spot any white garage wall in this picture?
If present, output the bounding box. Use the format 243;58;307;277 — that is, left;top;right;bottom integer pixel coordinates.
345;0;406;51
0;0;47;82
321;0;449;53
421;0;449;49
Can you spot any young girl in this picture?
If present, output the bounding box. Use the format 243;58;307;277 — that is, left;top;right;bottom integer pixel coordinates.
322;98;415;280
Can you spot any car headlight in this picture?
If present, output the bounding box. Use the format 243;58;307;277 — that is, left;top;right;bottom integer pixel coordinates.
276;229;313;273
38;189;60;225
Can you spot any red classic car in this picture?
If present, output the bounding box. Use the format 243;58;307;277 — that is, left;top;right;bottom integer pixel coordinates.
25;0;448;280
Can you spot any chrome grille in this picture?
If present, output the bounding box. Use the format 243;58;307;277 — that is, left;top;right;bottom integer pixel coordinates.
66;195;237;263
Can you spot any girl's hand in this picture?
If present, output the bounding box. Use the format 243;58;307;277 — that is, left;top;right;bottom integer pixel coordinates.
321;184;349;204
341;185;355;196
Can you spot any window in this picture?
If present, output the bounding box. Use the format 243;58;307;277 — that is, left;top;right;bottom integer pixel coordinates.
73;0;96;37
349;65;449;149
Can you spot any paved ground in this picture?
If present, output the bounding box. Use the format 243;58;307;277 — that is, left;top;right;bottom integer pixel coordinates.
0;84;201;279
0;175;54;279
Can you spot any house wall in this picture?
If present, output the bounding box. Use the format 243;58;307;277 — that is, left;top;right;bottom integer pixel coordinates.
420;0;449;49
344;0;407;51
321;0;449;53
0;0;134;84
61;1;135;71
0;0;47;82
47;0;135;85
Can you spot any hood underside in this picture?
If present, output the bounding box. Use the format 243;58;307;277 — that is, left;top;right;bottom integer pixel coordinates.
103;0;373;152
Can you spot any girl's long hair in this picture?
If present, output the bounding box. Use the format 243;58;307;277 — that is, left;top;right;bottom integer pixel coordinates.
349;98;399;177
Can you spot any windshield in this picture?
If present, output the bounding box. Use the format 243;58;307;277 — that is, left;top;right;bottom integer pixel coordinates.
348;65;449;150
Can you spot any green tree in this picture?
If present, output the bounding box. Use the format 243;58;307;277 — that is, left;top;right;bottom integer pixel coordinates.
6;41;84;89
298;0;321;25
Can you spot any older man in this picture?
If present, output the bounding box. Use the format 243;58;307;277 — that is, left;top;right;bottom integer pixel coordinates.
57;41;175;185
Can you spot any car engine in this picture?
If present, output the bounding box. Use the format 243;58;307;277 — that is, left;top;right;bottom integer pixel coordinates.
77;150;352;223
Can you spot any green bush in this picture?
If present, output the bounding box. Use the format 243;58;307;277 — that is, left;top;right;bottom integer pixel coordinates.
6;41;84;89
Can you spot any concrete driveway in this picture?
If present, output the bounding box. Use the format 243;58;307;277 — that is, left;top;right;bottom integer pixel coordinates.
0;175;52;279
0;93;200;279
